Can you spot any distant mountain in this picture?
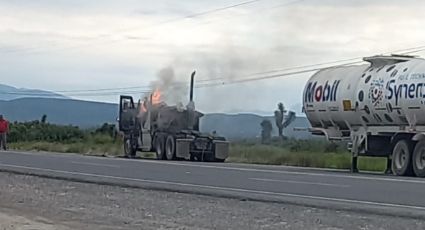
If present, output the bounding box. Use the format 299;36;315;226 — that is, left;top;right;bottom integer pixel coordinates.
0;98;117;128
0;97;312;139
200;113;311;140
0;84;68;101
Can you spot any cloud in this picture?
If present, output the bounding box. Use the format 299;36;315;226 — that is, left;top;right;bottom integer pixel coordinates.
1;0;425;114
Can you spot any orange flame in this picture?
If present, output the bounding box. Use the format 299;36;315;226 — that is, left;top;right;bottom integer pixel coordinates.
151;88;162;105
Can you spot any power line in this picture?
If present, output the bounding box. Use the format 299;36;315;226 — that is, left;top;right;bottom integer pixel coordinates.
196;61;364;88
188;0;305;27
195;46;425;88
3;45;425;97
2;57;362;96
174;0;263;19
0;89;151;97
53;85;151;93
2;0;267;55
227;56;363;77
400;47;425;55
196;45;425;83
0;61;363;97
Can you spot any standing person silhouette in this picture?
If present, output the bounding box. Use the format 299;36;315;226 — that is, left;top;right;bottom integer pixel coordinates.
0;115;9;150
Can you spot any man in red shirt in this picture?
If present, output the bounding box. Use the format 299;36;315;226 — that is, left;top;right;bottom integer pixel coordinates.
0;115;9;150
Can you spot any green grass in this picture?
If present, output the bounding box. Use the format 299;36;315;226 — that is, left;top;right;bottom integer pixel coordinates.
9;134;121;156
9;134;156;158
9;141;122;156
227;142;386;172
9;136;387;172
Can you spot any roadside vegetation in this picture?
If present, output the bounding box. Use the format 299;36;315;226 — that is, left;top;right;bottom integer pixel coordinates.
8;119;158;157
8;120;122;156
228;138;386;172
8;118;386;172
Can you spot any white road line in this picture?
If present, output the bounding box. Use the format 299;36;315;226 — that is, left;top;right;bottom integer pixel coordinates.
249;178;350;188
5;151;425;185
71;161;120;168
1;163;425;212
114;159;425;184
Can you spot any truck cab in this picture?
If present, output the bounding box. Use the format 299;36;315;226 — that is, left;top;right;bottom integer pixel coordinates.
118;72;229;162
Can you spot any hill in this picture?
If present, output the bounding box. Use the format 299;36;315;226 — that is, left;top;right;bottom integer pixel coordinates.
0;98;117;128
200;113;311;140
0;84;68;101
0;97;311;139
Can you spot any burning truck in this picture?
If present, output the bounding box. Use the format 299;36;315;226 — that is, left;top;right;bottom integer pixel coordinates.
118;71;229;162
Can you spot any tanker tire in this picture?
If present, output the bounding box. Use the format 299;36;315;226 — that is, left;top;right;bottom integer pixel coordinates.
155;135;165;160
413;140;425;177
391;140;414;176
165;135;177;160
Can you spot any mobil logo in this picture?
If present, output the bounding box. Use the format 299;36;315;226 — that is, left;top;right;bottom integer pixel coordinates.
304;80;341;103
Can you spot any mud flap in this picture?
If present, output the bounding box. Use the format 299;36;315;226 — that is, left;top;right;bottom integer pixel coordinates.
213;140;229;160
176;139;192;160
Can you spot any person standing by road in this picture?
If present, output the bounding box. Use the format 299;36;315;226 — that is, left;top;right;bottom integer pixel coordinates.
0;115;9;150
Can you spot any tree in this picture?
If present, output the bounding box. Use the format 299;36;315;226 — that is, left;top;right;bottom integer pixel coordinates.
41;114;47;124
95;123;116;137
8;120;84;143
260;119;273;144
274;103;297;139
274;103;285;137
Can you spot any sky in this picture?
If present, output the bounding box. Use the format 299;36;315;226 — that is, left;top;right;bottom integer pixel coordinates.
1;0;425;115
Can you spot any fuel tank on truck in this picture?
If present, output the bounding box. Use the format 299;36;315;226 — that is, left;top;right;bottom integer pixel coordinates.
303;55;425;139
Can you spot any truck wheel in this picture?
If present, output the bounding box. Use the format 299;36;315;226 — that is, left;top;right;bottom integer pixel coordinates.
165;135;176;160
124;138;136;158
155;136;165;160
413;140;425;177
391;140;414;176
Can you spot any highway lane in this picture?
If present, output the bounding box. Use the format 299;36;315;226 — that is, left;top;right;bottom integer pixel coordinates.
1;150;425;216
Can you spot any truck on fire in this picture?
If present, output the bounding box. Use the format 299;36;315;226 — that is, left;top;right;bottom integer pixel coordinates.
118;71;229;162
304;54;425;177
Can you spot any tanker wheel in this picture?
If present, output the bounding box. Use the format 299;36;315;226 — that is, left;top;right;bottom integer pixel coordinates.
155;135;166;160
413;140;425;177
124;138;136;158
165;135;177;160
391;140;414;176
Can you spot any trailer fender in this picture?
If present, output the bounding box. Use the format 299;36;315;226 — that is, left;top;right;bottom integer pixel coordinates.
412;133;425;142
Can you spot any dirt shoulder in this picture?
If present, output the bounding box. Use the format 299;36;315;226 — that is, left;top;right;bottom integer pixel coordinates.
0;211;71;230
0;172;424;230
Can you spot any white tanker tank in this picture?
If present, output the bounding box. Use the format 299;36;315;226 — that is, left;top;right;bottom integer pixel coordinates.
303;54;425;177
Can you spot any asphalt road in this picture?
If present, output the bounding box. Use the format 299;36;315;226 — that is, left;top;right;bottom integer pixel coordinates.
1;150;425;217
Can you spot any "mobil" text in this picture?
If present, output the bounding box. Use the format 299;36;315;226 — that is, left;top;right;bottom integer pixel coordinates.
304;80;341;103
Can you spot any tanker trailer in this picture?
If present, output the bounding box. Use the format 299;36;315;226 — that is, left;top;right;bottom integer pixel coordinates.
303;54;425;177
118;71;229;162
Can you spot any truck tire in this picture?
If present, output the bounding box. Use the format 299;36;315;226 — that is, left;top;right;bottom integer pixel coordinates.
165;135;177;160
413;140;425;177
124;138;136;158
391;140;414;176
155;135;166;160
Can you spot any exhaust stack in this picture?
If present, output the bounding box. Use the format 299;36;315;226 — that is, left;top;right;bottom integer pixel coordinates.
190;71;196;102
187;71;196;130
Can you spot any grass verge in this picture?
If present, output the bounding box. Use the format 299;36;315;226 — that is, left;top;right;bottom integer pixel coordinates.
9;137;387;172
228;143;386;172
